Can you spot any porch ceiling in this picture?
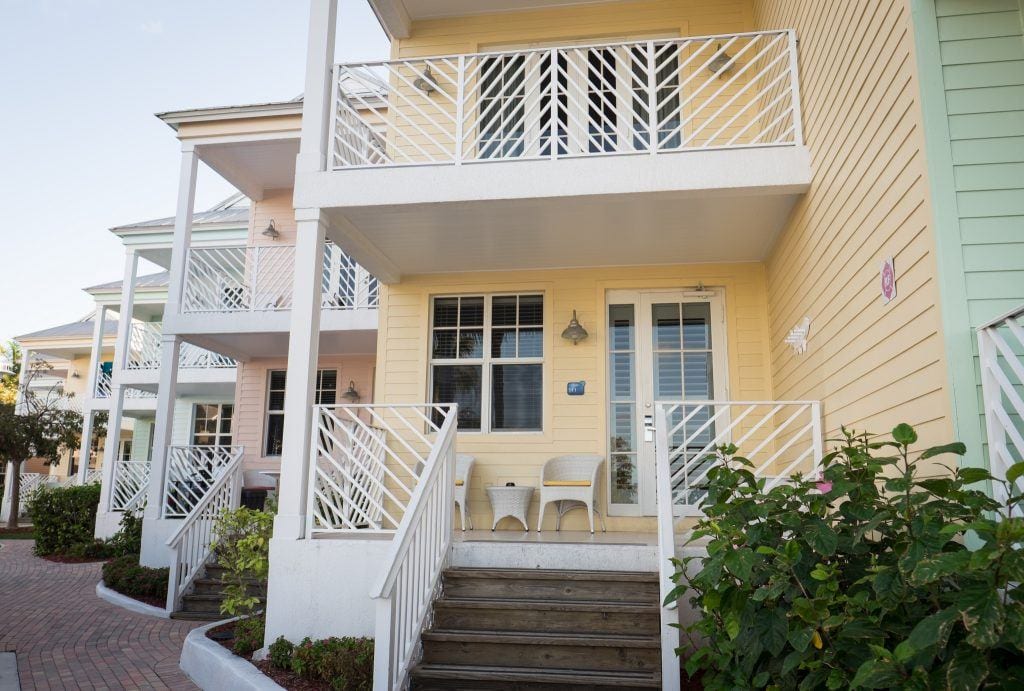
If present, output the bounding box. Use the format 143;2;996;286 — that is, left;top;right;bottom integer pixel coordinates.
197;138;299;201
176;329;378;362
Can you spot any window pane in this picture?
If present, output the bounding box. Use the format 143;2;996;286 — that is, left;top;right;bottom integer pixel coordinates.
611;453;638;504
519;295;543;325
610;402;635;451
608;304;634;350
458;329;483;358
492;329;516;358
492;296;518;326
432;330;457;359
652;303;681;350
682;303;711;349
460;297;484;326
433;298;459;327
319;369;338;392
265;414;285;456
655;353;683;398
268;390;286;411
518;328;542;357
610;352;634;400
491;364;542;430
219;416;232;434
269;370;287;391
432;365;482;431
683;352;713;399
317;388;337;406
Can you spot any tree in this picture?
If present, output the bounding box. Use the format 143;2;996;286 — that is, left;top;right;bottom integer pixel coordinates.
0;346;83;528
0;341;19;405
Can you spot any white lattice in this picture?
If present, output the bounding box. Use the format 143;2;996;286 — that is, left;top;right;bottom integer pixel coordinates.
110;460;150;512
978;305;1024;506
162;446;243;518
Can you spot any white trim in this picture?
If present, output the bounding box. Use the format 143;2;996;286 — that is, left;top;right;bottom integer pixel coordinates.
179;618;284;691
95;581;171;619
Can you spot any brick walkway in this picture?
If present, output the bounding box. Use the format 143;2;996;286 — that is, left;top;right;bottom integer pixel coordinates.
0;541;201;690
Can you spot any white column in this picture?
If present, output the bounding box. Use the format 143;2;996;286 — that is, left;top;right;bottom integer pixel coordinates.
142;335;181;525
15;348;31;414
296;0;338;175
165;145;198;317
273;211;326;540
79;305;107;485
76;411;95;485
115;252;139;371
0;461;15;522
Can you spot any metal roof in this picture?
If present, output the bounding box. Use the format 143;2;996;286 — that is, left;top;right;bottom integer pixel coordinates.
111;194;249;231
16;319;118;342
85;271;169;293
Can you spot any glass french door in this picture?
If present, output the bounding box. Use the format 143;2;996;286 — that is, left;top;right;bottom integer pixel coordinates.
607;289;727;516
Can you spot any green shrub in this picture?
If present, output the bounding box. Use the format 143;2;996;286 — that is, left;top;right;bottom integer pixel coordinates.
66;539;115;559
28;483;101;555
668;424;1024;690
107;509;143;557
289;636;374;690
212;503;274;616
102;555;169;603
233;615;265;657
268;636;295;670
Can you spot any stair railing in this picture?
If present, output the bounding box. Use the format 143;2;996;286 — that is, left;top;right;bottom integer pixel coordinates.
165;450;244;613
369;404;457;691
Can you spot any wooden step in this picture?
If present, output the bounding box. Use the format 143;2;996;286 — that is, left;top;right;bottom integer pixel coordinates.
432;598;660;636
442;568;659;604
410;663;660;690
190;577;266;596
169;610;225;622
420;630;660;673
179;592;266;614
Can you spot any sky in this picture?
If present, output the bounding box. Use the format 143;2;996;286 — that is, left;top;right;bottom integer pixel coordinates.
0;0;388;343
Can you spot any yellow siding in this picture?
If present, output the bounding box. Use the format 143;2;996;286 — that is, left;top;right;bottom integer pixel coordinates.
374;263;771;532
753;0;954;458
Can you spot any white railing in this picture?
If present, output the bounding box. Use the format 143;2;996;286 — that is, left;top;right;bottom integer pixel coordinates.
16;473;49;517
94;366;112;398
110;460;151;512
978;305;1024;504
331;30;802;169
165;451;244;612
162;446;244;518
653;400;822;691
85;468;103;485
126;323;236;370
183;243;379;315
364;404;457;691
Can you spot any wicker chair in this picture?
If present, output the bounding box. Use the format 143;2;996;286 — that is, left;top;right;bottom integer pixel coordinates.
537;454;606;533
454;454;476;531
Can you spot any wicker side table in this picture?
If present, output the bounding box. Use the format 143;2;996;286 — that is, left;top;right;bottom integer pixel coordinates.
485;485;535;531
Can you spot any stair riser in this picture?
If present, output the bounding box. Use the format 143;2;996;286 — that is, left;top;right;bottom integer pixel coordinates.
433;607;659;636
191;582;266;597
412;679;656;690
443;579;659;604
421;641;659;672
180;597;265;613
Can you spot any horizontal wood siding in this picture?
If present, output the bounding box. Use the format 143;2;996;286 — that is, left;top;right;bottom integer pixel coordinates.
753;0;955;458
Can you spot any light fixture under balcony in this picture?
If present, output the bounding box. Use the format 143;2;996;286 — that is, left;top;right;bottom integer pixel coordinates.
262;219;280;240
707;44;735;76
413;65;438;94
342;380;361;403
561;310;589;345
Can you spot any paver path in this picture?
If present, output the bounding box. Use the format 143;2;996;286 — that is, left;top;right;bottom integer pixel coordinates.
0;541;201;690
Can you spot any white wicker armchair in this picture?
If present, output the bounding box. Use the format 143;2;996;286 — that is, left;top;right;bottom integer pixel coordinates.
454;454;475;531
536;454;606;534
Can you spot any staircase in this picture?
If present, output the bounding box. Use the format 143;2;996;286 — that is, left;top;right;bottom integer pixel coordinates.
169;562;266;621
409;567;663;690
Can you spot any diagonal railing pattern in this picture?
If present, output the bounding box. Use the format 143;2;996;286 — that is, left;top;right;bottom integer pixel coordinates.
331;30;802;168
110;460;151;512
126;323;236;370
162;446;243;518
978;305;1024;506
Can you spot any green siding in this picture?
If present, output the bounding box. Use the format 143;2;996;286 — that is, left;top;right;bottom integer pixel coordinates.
914;0;1024;469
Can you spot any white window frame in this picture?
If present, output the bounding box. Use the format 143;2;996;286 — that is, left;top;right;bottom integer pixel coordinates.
263;369;339;457
190;403;234;448
428;293;545;433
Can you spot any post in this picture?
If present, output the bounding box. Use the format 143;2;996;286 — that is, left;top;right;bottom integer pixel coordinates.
296;0;338;175
140;334;181;566
978;327;1008;507
273;210;326;540
653;404;682;691
15;348;31;414
79;306;108;485
165;146;198;316
787;30;804;146
115;250;139;370
0;461;15;523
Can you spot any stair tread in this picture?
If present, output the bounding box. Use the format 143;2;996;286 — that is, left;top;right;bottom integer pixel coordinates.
435;597;658;612
444;568;657;582
182;593;266;602
423;630;659;648
169;611;224;621
411;663;659;686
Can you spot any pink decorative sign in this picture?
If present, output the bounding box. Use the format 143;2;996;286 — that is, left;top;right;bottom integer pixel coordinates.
880;257;897;304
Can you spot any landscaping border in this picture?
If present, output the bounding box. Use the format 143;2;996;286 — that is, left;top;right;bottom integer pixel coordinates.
180;618;283;691
95;581;170;619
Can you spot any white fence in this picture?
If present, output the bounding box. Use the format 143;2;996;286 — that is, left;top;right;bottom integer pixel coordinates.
182;243;379;315
331;30;802;168
978;305;1024;504
110;460;151;513
126;323;236;370
653;400;822;691
94;366;112;398
162;446;244;518
165;451;244;612
13;473;50;518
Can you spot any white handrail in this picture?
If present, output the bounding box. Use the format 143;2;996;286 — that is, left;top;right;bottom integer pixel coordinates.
162;446;243;518
127;322;236;370
165;451;244;613
368;404;457;691
977;304;1024;508
653;400;822;691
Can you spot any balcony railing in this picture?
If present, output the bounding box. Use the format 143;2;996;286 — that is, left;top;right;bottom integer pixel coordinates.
110;460;150;513
126;323;236;370
182;243;379;315
978;305;1024;508
162;445;244;518
93;366;156;400
330;30;802;169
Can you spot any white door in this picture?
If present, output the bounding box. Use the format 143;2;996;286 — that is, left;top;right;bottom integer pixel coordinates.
606;289;728;516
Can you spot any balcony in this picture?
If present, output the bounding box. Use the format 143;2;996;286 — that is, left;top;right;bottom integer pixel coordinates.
295;30;812;278
165;242;379;358
121;322;237;396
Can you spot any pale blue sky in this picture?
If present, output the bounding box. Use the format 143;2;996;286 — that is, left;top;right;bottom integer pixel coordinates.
0;0;387;342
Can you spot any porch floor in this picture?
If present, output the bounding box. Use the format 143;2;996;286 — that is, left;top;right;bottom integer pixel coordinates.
453;529;657;546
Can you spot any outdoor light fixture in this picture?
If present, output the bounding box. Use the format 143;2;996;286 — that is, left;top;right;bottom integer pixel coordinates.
561;310;589;345
262;219;280;240
413;65;438;94
707;44;735;76
342;380;361;402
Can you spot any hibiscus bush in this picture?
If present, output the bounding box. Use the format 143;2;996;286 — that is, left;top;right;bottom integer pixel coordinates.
668;424;1024;690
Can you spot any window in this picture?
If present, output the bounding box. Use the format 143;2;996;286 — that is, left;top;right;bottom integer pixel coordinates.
430;294;543;432
192;404;234;447
264;369;338;456
120;440;133;462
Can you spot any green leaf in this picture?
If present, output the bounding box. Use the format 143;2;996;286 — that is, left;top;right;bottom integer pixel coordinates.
724;548;756;581
906;607;959;652
958;467;993;485
910;551;970;585
1006;461;1024;485
807;522;839;556
850;659;904;689
945;644;987;691
752;671;770;688
724;610;741;640
781;649;804;676
919;442;967;459
789;627;814;652
892;423;918;446
961;590;1003;648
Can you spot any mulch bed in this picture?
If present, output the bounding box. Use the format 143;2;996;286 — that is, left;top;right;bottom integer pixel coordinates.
205;623;330;691
0;527;35;539
39;553;109;564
